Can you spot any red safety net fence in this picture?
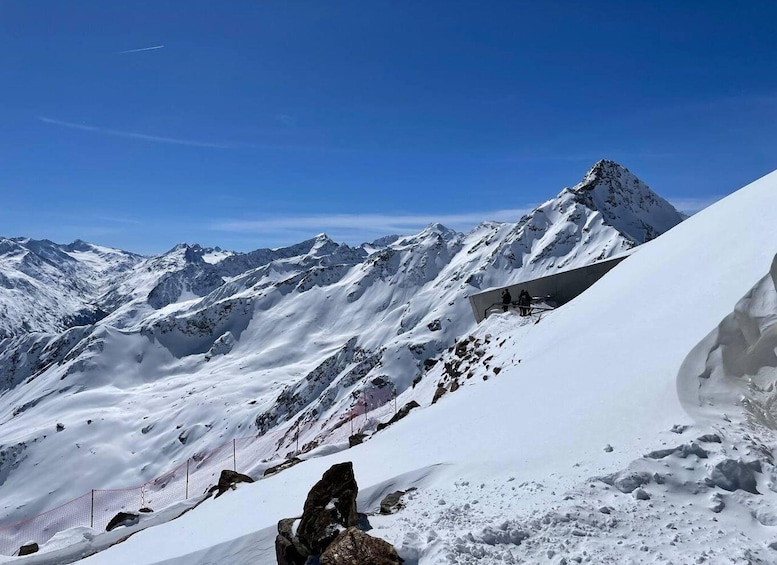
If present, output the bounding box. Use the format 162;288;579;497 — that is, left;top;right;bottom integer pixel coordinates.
0;386;401;556
0;435;259;556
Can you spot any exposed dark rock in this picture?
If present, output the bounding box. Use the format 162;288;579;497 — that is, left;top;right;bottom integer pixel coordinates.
349;433;367;448
427;319;441;332
207;469;254;498
646;447;676;459
599;471;651;493
356;512;372;532
139;507;153;513
264;457;302;477
320;527;403;565
56;422;65;432
297;462;359;555
18;542;39;556
697;433;722;443
423;358;438;371
706;459;761;494
432;385;446;404
106;511;139;532
376;401;421;432
633;488;650;500
380;488;417;515
276;517;309;565
646;443;708;460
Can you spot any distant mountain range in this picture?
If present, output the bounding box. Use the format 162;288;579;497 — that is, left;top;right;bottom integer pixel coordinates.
0;160;685;524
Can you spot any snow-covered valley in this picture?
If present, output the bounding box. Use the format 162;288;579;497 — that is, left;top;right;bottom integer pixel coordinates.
4;161;777;564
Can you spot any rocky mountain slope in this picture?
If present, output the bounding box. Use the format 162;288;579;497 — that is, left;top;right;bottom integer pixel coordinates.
0;160;685;526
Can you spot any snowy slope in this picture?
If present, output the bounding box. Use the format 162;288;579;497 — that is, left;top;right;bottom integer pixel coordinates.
19;167;775;564
0;161;685;535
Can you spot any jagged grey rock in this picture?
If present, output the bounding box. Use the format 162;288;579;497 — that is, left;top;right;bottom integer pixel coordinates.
707;459;761;494
320;527;404;565
207;469;254;498
599;471;651;494
18;542;39;556
297;462;359;555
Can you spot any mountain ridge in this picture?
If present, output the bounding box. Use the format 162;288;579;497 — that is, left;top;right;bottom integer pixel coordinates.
0;160;685;526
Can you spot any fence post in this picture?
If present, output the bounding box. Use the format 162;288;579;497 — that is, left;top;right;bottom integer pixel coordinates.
185;459;190;500
233;439;237;471
90;490;94;529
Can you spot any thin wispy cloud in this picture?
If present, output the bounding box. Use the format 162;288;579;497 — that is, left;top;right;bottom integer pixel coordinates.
210;208;534;244
117;45;165;55
38;116;230;149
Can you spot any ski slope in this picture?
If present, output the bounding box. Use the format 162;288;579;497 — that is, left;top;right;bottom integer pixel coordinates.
31;170;774;564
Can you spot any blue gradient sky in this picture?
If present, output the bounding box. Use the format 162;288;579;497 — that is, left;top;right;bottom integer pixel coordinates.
1;1;775;254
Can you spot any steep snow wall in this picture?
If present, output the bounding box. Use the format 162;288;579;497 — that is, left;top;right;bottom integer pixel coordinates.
678;253;777;426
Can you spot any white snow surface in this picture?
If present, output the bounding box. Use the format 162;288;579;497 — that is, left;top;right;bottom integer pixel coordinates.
10;162;777;563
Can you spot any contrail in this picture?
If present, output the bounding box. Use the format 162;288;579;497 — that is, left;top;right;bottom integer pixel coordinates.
38;116;230;149
117;45;165;54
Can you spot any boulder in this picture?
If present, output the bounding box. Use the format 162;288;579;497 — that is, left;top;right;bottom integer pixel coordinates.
348;433;367;447
18;542;39;556
297;462;359;555
431;385;446;404
707;459;761;494
379;488;416;515
320;527;403;565
598;471;651;494
264;457;302;477
208;469;255;498
105;511;139;532
275;517;309;565
376;401;420;432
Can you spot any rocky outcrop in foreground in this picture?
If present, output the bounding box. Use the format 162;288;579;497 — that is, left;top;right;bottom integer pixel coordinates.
275;461;403;564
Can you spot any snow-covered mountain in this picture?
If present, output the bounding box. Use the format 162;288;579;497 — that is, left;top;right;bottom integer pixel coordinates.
65;165;776;565
0;239;142;337
0;160;685;533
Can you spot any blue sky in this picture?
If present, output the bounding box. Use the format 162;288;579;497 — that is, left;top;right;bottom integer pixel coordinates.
1;1;775;254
